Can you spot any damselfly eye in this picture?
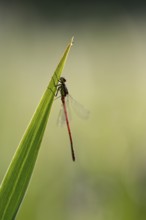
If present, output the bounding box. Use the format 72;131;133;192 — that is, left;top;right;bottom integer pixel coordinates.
60;77;66;83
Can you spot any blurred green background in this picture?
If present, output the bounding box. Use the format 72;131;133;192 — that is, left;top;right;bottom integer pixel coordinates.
1;1;146;219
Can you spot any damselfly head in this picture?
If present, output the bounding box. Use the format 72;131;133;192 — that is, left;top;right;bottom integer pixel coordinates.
60;77;66;83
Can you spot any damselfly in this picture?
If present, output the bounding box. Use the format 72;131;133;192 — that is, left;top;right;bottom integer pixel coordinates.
55;77;75;161
53;76;89;162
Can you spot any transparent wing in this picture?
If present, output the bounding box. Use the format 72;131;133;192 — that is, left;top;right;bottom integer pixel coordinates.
56;99;71;126
69;95;90;119
57;105;66;126
56;95;89;126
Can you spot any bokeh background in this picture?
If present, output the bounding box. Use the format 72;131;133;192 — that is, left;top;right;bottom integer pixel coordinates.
1;1;146;219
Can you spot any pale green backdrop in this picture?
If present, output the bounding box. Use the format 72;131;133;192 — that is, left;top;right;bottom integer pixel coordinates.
0;6;146;220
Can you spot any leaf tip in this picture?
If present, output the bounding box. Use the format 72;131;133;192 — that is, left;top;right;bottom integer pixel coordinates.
71;36;74;46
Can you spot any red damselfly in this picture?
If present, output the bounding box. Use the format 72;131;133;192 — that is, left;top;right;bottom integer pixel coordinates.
51;75;89;161
55;77;75;161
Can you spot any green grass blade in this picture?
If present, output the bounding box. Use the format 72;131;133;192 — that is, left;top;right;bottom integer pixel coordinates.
0;37;74;220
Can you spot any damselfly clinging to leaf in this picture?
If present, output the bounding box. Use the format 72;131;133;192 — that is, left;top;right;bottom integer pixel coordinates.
55;77;75;161
52;75;89;162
